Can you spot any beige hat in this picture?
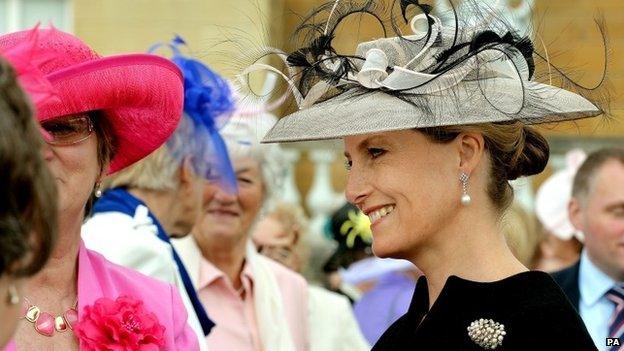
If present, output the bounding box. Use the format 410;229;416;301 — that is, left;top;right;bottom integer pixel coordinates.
238;0;604;143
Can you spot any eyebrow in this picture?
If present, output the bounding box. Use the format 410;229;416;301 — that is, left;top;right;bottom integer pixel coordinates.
344;135;388;159
236;167;253;175
605;202;624;211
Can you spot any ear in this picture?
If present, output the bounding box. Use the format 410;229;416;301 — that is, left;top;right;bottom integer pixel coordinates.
568;197;585;232
178;157;196;186
456;132;485;175
96;162;110;184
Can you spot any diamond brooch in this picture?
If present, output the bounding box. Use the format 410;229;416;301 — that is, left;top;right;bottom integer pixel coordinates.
467;318;506;349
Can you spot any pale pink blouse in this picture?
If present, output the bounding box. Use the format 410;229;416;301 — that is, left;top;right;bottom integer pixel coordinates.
198;256;309;351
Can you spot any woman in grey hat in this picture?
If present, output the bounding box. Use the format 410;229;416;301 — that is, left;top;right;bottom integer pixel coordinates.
239;0;606;349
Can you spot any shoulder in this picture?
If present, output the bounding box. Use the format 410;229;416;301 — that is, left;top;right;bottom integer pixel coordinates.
84;249;189;325
370;313;409;350
82;212;134;234
82;214;175;279
308;286;359;329
309;285;350;309
549;261;581;309
500;272;595;349
502;271;577;314
551;261;581;285
85;248;176;298
80;248;197;349
82;211;160;245
257;254;308;289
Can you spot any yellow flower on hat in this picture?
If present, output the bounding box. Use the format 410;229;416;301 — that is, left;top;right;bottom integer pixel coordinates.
339;210;373;248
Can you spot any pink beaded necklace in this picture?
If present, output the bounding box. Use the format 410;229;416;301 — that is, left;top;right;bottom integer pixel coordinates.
21;297;79;337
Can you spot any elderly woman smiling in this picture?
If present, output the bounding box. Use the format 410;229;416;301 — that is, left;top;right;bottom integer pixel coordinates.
2;28;199;350
173;114;310;351
242;0;607;350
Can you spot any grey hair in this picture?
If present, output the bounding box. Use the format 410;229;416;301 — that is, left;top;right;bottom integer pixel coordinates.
104;114;209;191
221;113;288;214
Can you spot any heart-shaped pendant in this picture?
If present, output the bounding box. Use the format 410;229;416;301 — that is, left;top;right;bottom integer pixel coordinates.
35;312;55;337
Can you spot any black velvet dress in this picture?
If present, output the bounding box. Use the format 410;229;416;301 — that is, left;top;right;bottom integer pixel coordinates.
372;271;597;350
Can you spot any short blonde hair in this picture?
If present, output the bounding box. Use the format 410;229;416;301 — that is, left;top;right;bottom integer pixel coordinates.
104;115;207;191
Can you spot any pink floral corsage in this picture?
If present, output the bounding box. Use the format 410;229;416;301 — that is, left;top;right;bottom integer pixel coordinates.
74;295;165;350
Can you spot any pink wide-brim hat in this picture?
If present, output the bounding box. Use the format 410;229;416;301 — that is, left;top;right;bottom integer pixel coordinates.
0;27;183;174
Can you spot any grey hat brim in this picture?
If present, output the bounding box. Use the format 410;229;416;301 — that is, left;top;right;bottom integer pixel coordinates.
262;78;601;143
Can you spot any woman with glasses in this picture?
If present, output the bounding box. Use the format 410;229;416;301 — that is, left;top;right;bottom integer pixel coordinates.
2;28;200;350
0;56;57;351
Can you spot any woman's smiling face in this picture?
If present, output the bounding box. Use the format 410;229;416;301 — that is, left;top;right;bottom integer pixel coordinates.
344;129;460;259
195;156;265;242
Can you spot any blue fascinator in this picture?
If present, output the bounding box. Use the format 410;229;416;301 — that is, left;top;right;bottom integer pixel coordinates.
150;36;237;193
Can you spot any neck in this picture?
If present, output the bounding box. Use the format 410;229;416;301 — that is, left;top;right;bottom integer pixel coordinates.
129;188;177;234
24;210;83;308
194;231;248;290
586;250;624;282
409;203;527;307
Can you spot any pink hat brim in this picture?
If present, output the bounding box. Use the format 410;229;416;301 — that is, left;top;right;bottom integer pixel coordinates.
37;53;183;174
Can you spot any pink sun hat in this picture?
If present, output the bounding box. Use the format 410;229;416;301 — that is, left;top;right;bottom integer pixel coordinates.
0;27;184;174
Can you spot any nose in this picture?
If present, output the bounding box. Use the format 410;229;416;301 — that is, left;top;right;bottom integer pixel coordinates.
345;164;371;208
211;185;238;205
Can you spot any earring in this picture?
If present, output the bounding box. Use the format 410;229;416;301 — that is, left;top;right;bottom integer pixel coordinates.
460;172;471;206
7;284;19;305
94;182;102;198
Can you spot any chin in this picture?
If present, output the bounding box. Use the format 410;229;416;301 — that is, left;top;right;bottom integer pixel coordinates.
371;236;408;260
206;224;242;240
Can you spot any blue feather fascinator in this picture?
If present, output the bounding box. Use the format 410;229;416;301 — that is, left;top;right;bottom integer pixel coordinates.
150;36;237;193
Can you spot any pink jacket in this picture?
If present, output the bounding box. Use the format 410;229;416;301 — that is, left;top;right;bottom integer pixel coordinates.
3;241;200;351
0;341;15;351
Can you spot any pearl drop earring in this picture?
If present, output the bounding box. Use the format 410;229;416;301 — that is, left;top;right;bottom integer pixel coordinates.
7;284;19;305
94;182;102;198
460;172;471;206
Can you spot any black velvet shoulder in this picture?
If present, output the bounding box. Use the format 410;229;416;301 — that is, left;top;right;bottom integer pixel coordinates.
372;271;597;350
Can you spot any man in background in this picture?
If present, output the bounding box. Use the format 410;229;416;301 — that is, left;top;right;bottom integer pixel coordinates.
553;148;624;351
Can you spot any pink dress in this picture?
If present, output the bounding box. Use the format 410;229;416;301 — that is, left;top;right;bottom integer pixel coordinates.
3;241;200;351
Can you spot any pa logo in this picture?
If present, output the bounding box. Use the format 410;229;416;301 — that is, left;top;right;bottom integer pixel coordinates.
607;338;621;347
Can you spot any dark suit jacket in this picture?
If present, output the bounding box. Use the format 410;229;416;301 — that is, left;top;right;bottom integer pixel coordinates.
551;260;582;311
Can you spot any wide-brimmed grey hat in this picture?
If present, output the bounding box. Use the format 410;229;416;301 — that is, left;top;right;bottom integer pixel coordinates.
240;0;604;143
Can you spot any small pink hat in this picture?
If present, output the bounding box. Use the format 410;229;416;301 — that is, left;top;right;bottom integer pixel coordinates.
0;27;184;173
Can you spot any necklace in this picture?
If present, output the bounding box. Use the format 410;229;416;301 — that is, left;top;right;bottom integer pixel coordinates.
21;297;79;337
